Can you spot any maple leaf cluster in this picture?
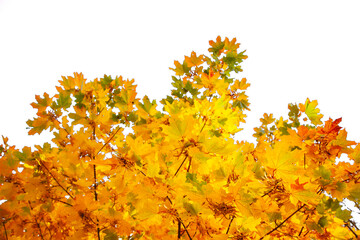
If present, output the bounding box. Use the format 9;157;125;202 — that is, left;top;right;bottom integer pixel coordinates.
1;36;360;239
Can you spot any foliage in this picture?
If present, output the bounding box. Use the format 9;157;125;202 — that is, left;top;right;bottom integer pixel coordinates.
1;36;360;239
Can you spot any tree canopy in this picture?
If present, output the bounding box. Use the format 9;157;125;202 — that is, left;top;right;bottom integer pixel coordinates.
1;36;360;239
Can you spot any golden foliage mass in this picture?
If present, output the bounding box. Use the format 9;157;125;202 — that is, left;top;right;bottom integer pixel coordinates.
1;37;360;239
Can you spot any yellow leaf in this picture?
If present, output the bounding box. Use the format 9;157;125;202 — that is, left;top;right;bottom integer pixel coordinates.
299;98;323;125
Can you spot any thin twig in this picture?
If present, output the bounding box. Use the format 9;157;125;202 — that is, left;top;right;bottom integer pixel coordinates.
199;117;208;134
178;219;181;239
226;216;235;234
346;223;358;238
50;197;73;207
187;157;192;172
28;201;45;240
260;204;305;239
166;196;173;204
96;127;122;155
349;220;359;230
91;126;101;240
2;222;8;240
174;156;188;177
178;218;193;240
39;160;74;200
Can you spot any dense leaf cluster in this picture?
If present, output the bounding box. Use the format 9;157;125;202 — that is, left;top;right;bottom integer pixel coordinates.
1;37;360;239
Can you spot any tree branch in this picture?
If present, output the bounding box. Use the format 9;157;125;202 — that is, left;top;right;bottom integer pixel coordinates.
174;155;188;177
28;201;45;240
260;204;305;239
50;197;73;207
96;127;122;155
2;222;8;240
226;215;235;234
178;218;192;240
178;219;181;239
346;222;358;238
39;160;74;200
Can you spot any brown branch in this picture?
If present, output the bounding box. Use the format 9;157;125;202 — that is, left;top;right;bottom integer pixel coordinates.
226;215;235;234
50;197;73;207
349;220;359;230
346;223;358;238
96;127;122;155
178;218;193;240
91;126;101;240
43;218;53;240
298;214;310;236
2;222;8;240
93;165;98;201
260;204;305;240
28;201;45;240
199;117;208;134
35;218;45;240
178;219;181;239
39;160;74;200
261;188;275;198
166;196;173;205
174;155;188;177
187;157;192;172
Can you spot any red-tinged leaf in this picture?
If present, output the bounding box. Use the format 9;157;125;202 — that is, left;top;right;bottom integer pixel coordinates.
291;178;308;191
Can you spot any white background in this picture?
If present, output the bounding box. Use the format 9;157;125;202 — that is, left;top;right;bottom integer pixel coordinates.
0;0;359;149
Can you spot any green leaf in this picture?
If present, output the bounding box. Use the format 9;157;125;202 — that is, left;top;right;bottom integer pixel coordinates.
15;147;32;162
74;92;85;107
103;229;118;240
16;193;26;201
233;99;249;110
21;206;31;216
100;75;113;89
315;165;331;180
325;198;341;211
183;201;198;216
335;208;351;222
306;220;323;233
318;216;328;228
349;184;360;200
127;112;138;122
267;212;282;222
55;92;72;109
300;98;323;125
252;162;265;179
186;173;206;193
288;103;300;127
6;151;18;168
336;181;346;193
138;96;157;115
